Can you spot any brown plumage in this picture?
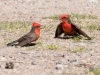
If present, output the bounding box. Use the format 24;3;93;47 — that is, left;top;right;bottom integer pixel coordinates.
7;22;41;47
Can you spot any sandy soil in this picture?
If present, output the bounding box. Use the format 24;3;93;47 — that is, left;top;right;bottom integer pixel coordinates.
0;0;100;75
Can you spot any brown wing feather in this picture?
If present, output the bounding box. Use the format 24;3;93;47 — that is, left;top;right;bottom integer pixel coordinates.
7;27;38;47
71;23;91;40
16;32;37;47
55;23;64;38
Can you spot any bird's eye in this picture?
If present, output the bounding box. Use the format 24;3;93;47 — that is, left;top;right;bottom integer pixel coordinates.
62;17;67;19
63;17;66;18
62;17;66;19
36;26;40;27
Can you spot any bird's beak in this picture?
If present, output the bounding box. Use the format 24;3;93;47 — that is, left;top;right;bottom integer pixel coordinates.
40;25;43;29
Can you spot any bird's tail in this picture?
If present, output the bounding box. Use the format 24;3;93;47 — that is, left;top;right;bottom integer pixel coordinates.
76;28;91;40
82;33;91;40
72;23;91;40
7;40;18;46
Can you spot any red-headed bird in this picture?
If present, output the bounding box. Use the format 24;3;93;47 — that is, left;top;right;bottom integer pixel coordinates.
55;14;91;40
7;22;41;47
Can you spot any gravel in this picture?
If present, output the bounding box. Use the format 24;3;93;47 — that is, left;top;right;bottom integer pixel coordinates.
0;0;100;75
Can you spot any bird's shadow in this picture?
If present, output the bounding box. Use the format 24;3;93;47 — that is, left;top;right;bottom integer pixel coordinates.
7;43;36;47
55;36;73;39
22;43;36;47
55;36;91;40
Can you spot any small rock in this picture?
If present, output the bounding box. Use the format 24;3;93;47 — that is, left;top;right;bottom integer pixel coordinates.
5;62;14;69
56;62;64;70
89;0;98;3
31;62;36;65
17;52;21;56
0;57;6;61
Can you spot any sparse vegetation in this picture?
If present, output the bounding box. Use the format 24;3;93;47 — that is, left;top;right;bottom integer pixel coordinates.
0;0;100;75
70;13;86;20
48;44;57;50
73;35;82;42
47;15;60;20
33;41;44;49
70;47;86;53
37;41;43;47
84;22;100;32
86;24;97;31
70;13;98;20
88;14;98;19
42;25;56;31
89;68;100;75
0;21;31;32
47;14;94;21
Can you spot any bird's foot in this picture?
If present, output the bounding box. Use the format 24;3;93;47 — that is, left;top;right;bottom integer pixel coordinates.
62;36;70;39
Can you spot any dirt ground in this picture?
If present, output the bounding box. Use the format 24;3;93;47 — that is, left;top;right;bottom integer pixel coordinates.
0;0;100;75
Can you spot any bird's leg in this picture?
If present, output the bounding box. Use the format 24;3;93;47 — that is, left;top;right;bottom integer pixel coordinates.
73;33;79;37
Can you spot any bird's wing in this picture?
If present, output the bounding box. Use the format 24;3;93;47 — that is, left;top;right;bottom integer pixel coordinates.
18;32;37;42
16;37;31;47
16;33;38;47
71;23;91;40
55;23;64;38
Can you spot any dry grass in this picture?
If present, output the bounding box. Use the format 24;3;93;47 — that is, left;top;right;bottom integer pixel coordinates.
0;14;100;75
69;47;86;53
86;68;100;75
0;14;100;51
